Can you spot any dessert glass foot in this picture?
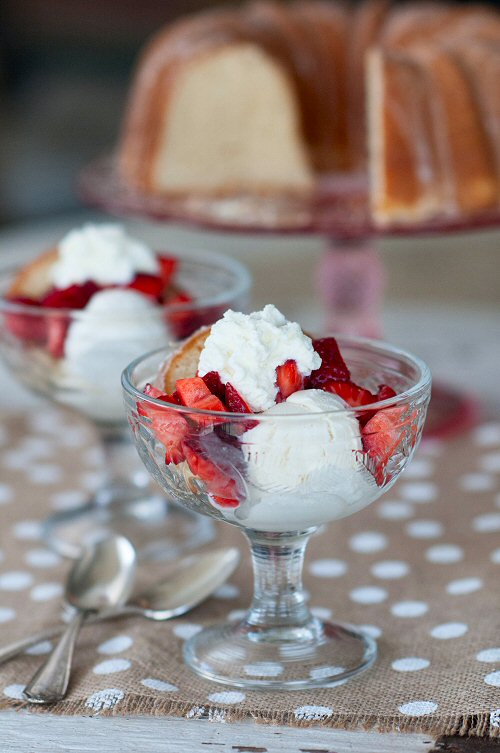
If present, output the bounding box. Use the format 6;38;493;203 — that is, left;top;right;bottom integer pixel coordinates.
0;249;250;559
123;337;431;689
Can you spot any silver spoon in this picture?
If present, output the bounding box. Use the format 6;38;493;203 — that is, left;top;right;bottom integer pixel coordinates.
23;535;137;704
0;547;239;667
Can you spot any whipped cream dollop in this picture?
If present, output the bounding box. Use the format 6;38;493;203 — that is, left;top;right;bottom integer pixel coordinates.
51;223;159;288
62;289;168;422
197;305;321;412
235;389;376;531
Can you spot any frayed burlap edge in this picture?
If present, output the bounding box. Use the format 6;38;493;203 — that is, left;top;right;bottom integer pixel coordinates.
0;696;498;738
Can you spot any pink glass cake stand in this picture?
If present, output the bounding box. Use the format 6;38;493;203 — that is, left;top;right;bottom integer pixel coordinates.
79;156;499;437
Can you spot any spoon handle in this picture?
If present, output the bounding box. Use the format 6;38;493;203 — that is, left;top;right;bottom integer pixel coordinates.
23;611;86;704
0;606;141;667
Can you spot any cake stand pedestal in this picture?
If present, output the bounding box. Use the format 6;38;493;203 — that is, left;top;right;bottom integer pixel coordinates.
79;158;500;438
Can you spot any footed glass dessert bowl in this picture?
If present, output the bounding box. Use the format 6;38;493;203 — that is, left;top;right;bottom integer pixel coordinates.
0;248;250;559
122;335;431;690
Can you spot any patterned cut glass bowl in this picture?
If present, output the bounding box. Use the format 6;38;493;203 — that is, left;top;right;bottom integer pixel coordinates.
122;336;431;690
0;249;251;560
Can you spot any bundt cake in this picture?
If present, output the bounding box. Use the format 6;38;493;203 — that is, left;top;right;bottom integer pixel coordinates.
118;0;500;226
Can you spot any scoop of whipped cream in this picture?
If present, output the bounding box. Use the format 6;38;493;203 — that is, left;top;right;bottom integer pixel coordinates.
51;223;159;288
235;389;376;531
197;304;321;411
61;289;168;422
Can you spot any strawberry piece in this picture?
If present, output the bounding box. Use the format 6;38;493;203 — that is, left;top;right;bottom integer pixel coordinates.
225;382;253;413
377;384;397;401
323;380;376;407
138;387;188;464
164;290;198;339
182;438;240;507
176;377;211;406
276;360;303;401
42;282;100;309
46;316;69;358
128;273;164;301
189;393;226;428
362;406;417;485
143;383;165;399
4;297;45;342
202;371;226;402
307;337;350;388
158;256;178;288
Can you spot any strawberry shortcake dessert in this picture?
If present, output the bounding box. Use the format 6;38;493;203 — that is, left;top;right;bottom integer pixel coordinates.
4;223;195;422
138;305;418;531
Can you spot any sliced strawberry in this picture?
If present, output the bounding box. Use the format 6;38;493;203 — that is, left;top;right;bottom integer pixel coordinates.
307;337;350;388
4;297;45;342
189;393;226;428
128;273;164;301
138;388;188;465
362;406;417;485
143;383;165;399
202;371;226;402
46;316;69;358
42;282;100;309
377;384;397;401
176;377;211;406
323;380;376;408
225;382;252;413
164;290;198;339
182;437;240;507
158;256;178;288
276;360;303;401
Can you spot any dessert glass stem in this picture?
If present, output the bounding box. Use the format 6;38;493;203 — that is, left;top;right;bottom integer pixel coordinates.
245;529;314;632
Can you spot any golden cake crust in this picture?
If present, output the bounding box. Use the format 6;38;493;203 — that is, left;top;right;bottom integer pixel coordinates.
7;248;58;299
162;327;211;393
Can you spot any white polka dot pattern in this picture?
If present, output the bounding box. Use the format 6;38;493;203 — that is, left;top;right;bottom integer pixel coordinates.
309;559;348;578
1;412;500;734
294;705;334;721
399;701;438;716
430;622;468;640
349;532;387;553
392;658;430;672
141;678;178;692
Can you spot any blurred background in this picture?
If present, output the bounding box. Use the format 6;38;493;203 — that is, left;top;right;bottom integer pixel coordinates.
0;0;499;400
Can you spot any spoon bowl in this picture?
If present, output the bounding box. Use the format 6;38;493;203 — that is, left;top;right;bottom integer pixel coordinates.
24;535;137;703
66;535;136;611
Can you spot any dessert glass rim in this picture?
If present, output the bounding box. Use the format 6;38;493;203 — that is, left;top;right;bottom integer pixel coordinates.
0;247;252;316
122;335;432;420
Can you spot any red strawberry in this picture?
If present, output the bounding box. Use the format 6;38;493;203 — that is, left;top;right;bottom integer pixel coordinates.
202;371;226;402
176;377;211;406
377;384;397;401
128;273;164;301
323;380;376;408
158;256;178;288
189;393;226;428
307;337;350;387
362;406;417;485
182;438;240;507
225;382;252;413
276;360;303;401
138;386;188;464
46;316;69;358
164;290;198;339
42;282;100;309
4;297;45;342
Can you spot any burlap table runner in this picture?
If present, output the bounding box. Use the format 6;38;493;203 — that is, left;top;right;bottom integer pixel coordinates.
1;406;500;737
